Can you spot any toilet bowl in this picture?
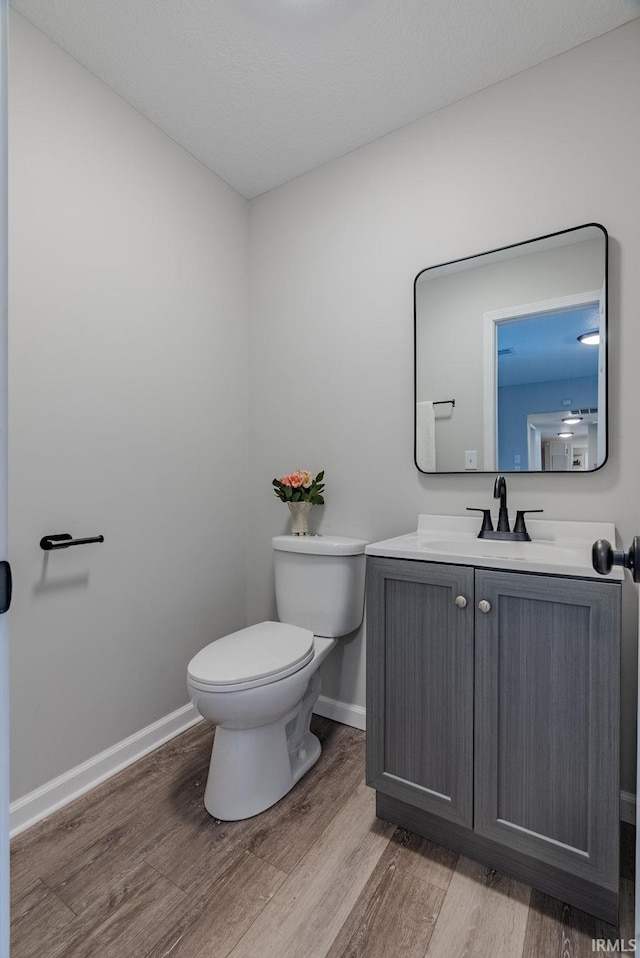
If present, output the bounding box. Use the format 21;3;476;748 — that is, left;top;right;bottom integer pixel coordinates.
186;533;367;820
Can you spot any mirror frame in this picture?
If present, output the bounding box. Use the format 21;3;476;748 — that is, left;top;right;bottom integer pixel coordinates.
414;223;609;475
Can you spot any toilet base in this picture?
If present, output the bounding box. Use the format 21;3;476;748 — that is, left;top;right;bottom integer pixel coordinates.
203;673;323;820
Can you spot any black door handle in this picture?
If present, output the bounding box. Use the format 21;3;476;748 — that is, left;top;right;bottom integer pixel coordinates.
592;537;640;582
0;560;11;613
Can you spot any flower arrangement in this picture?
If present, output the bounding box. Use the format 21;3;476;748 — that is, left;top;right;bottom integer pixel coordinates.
272;469;325;505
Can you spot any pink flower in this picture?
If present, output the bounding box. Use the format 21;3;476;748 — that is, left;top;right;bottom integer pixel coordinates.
273;468;324;505
284;469;313;489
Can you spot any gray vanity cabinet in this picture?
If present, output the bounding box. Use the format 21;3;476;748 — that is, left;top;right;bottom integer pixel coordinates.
366;557;475;827
474;569;620;898
366;556;621;922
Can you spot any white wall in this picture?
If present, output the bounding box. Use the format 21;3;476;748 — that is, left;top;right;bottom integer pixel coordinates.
8;13;249;798
249;20;640;792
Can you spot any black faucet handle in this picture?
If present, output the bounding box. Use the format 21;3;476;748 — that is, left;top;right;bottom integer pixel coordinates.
513;509;544;536
466;508;494;534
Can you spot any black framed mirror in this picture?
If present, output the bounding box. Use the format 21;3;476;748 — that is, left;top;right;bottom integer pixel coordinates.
414;223;608;474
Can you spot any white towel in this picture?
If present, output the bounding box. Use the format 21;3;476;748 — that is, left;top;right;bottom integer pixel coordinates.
416;401;436;471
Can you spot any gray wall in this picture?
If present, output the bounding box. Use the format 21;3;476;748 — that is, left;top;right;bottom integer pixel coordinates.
248;20;640;792
9;14;640;803
9;14;250;798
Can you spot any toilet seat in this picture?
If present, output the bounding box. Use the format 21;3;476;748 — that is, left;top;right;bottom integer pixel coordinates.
187;621;315;692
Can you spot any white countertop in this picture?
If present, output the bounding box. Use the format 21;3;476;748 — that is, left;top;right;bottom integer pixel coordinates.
365;514;624;581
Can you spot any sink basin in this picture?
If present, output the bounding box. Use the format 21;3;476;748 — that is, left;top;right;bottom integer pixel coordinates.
365;515;623;580
407;536;580;564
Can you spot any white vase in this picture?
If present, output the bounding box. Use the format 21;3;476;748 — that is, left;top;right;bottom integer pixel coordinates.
288;501;312;535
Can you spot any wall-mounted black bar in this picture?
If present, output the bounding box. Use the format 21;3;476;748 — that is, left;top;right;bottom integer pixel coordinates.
40;533;105;551
433;399;455;407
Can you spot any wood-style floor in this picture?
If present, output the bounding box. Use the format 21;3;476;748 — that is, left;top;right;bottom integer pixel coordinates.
10;717;636;957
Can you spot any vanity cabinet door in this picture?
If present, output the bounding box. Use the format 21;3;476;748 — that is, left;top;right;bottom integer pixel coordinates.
366;557;474;827
474;569;621;892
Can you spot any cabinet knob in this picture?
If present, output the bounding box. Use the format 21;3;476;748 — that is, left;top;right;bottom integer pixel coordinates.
478;600;491;614
455;595;467;608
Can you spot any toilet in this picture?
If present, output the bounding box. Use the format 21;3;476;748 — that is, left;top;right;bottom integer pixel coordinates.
186;533;367;820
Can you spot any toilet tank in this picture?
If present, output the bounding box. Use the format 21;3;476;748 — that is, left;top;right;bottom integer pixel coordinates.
272;534;368;637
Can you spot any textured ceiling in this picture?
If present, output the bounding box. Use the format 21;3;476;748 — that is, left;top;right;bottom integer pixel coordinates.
10;0;640;198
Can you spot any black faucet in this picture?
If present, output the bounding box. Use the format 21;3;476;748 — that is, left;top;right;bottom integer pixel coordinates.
494;475;509;532
466;475;543;541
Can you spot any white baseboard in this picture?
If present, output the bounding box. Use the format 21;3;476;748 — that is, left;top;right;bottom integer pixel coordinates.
10;703;201;837
314;694;366;731
620;790;636;826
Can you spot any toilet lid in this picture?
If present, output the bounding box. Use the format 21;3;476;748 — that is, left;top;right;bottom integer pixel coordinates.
187;622;315;691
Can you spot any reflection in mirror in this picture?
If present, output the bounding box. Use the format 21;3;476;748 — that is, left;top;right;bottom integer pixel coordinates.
414;224;607;474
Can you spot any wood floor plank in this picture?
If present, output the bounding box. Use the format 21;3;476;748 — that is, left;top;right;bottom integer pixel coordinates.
42;744;210;919
10;722;212;900
10;871;44;914
10;879;79;958
144;850;286;958
58;862;187;958
383;827;458;892
325;830;446;958
425;855;531;958
54;851;187;925
226;783;395;958
10;858;41;910
521;887;620;958
136;783;249;896
145;718;365;892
